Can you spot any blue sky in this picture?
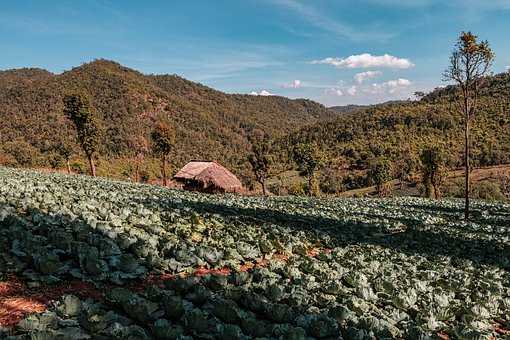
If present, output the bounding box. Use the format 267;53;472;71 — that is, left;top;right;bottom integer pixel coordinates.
1;0;509;106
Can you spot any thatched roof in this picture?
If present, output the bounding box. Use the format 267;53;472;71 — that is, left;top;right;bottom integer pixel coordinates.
174;161;243;192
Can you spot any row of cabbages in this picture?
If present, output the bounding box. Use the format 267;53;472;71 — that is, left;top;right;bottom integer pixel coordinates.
0;167;509;339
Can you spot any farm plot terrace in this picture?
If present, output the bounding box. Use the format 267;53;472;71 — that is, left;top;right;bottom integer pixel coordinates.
0;167;509;339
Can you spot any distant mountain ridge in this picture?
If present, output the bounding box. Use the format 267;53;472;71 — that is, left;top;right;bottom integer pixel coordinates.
329;104;372;114
329;100;410;114
0;59;335;182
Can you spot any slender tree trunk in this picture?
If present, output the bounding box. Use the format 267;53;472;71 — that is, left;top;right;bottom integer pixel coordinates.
464;111;470;220
135;163;140;183
88;156;96;177
66;159;71;174
260;179;267;196
308;174;313;196
431;172;438;199
162;156;168;187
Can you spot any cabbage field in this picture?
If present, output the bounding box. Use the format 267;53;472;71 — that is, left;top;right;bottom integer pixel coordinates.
0;167;509;339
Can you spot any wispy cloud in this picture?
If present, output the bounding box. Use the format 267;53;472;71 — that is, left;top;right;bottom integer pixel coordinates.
121;44;286;81
311;54;414;69
0;1;130;37
363;0;510;10
269;0;395;41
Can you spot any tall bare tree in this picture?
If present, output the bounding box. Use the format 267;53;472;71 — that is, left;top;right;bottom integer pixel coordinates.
443;31;494;220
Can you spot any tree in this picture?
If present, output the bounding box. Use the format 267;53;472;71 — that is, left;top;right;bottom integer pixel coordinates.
128;135;150;182
1;138;40;167
368;157;392;197
394;144;419;189
292;142;325;196
248;130;273;195
414;91;426;100
52;138;74;174
420;145;448;199
63;93;102;176
151;120;175;187
443;31;494;220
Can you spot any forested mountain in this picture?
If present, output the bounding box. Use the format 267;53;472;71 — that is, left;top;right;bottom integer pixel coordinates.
280;72;510;193
0;59;334;182
1;59;509;192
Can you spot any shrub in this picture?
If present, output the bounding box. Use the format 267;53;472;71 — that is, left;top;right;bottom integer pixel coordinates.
444;179;507;202
420;145;448;199
70;160;87;174
319;168;345;194
342;172;369;190
285;181;307;196
496;174;510;199
0;152;18;167
1;139;41;167
471;181;506;201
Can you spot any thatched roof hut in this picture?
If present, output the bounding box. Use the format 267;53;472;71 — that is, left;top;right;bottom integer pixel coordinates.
174;161;243;193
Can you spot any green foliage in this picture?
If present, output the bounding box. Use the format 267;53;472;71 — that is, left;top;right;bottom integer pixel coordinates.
281;71;510;195
285;181;308;196
367;157;392;196
0;138;41;167
63;92;101;159
420;144;448;199
292;142;325;196
445;179;508;202
70;159;87;174
471;181;507;201
151;119;175;186
248;130;273;194
319;167;345;194
0;60;333;184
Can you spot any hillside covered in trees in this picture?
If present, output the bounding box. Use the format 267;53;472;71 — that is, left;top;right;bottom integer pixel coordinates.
275;72;510;196
1;60;510;195
0;60;334;183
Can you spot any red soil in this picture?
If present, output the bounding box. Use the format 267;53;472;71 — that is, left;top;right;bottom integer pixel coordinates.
0;247;326;328
0;274;102;328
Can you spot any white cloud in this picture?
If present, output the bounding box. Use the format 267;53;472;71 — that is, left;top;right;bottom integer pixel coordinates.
386;78;411;87
354;70;382;84
347;85;358;96
249;90;275;96
311;53;414;69
369;78;411;94
325;84;358;97
325;88;344;96
282;79;302;88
